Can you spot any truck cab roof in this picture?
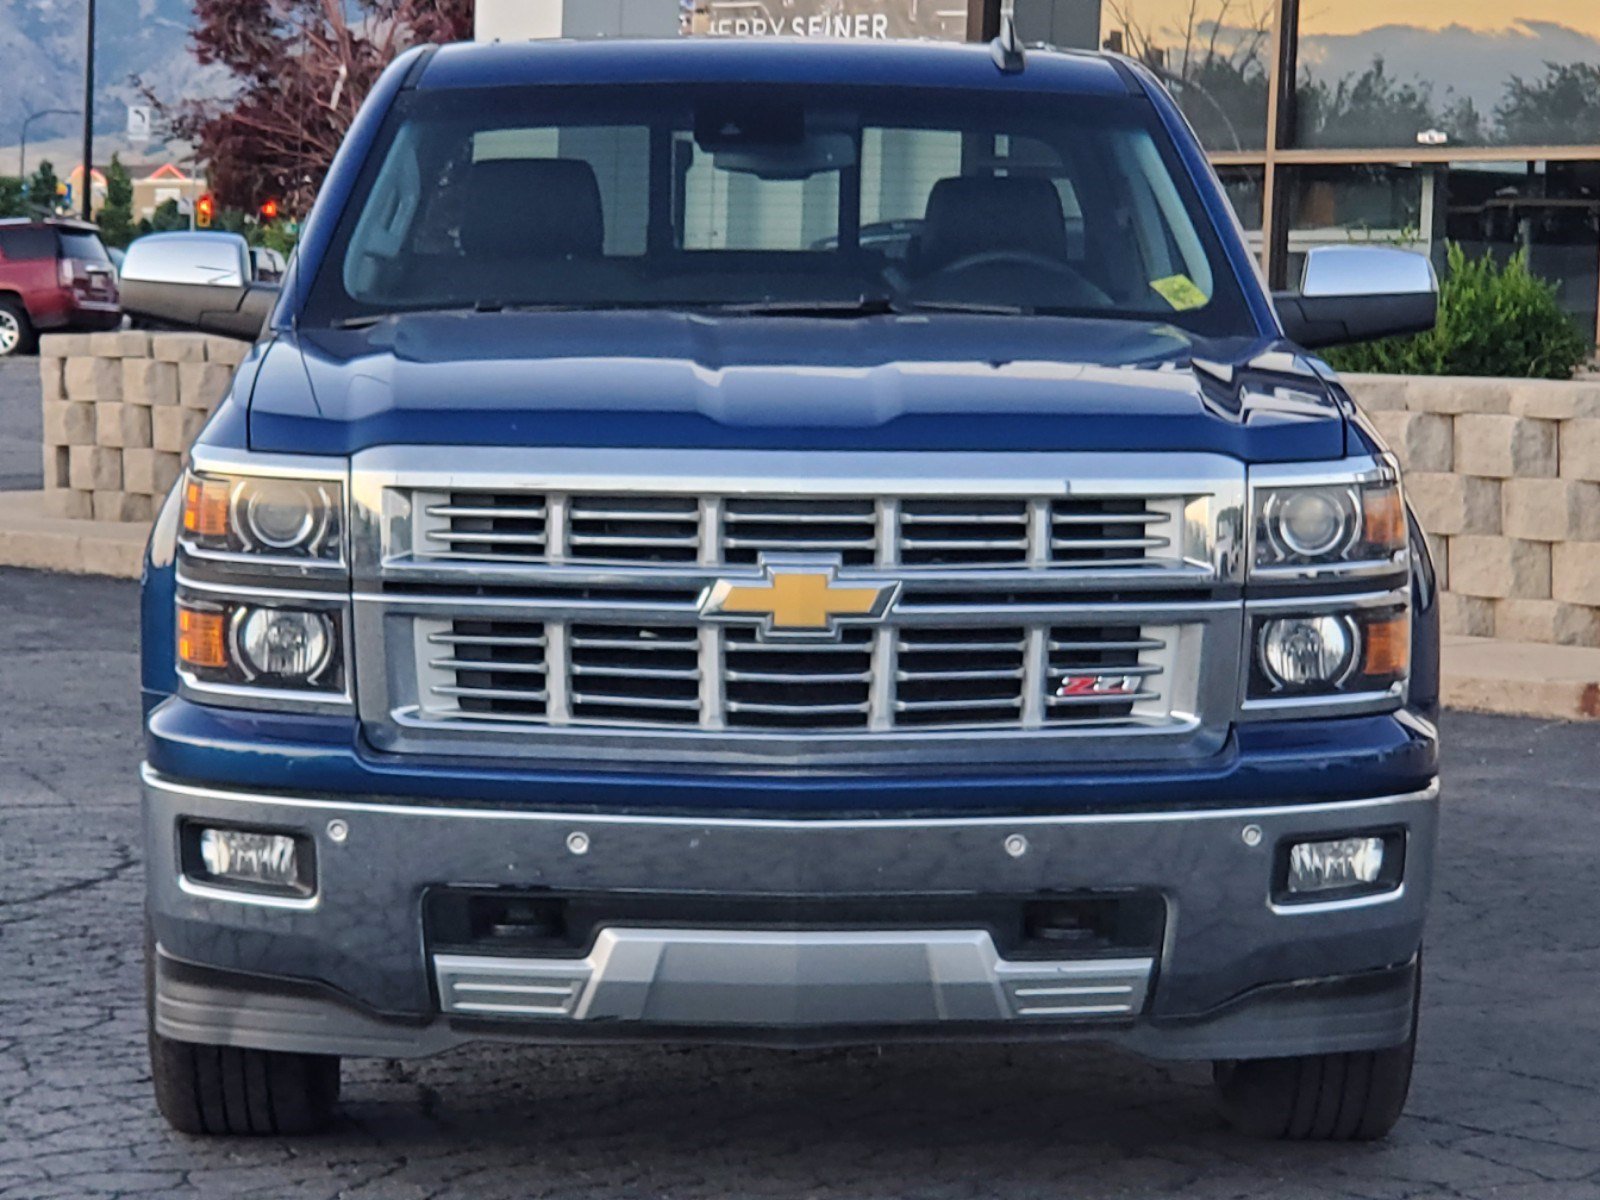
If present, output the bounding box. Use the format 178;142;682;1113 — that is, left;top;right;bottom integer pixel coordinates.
417;36;1137;97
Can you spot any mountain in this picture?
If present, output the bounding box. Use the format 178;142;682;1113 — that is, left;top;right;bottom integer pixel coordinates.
0;0;223;170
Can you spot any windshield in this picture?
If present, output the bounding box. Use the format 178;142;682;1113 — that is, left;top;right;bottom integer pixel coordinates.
305;82;1254;335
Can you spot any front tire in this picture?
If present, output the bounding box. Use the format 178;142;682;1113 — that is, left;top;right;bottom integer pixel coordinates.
146;928;341;1135
1212;990;1418;1141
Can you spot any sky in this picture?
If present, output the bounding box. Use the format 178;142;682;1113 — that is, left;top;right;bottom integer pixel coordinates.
1298;0;1600;38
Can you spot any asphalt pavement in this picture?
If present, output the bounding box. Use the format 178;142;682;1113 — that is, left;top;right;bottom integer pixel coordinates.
0;565;1597;1199
0;357;44;493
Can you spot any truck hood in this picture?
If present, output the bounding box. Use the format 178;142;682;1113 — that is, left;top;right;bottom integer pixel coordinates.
248;311;1348;462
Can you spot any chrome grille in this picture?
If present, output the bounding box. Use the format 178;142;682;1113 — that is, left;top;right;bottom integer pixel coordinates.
411;491;1188;571
1050;500;1172;565
723;498;878;567
359;449;1241;765
422;494;548;562
570;623;699;723
899;500;1029;566
423;620;548;719
725;626;874;728
896;628;1027;724
568;496;700;564
415;618;1174;733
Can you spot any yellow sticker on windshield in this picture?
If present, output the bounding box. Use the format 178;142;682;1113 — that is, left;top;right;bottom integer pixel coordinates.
1150;274;1209;311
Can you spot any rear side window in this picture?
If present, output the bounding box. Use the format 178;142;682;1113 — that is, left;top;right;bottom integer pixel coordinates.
0;227;56;261
57;230;110;264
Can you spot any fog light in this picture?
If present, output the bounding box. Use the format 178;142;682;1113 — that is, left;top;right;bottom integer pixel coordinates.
1286;836;1386;894
195;827;307;893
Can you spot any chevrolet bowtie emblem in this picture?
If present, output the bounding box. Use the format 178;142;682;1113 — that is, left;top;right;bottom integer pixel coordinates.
701;560;900;639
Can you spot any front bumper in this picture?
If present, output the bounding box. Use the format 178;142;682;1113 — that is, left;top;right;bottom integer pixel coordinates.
145;767;1438;1060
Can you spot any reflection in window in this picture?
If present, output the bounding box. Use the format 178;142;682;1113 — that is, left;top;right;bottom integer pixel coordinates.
1295;4;1600;148
1214;164;1265;258
1099;0;1273;151
1284;162;1598;342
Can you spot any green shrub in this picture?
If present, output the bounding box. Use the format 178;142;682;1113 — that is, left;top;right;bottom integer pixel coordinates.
1325;243;1591;380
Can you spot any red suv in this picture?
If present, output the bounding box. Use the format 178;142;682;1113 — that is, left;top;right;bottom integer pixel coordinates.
0;219;121;357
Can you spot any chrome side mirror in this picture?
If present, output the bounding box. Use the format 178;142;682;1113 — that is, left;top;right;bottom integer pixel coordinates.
120;231;280;341
1275;245;1439;350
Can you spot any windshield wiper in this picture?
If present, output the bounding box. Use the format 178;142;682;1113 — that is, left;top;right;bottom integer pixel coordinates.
896;299;1030;316
330;304;487;330
717;297;1031;317
709;296;899;318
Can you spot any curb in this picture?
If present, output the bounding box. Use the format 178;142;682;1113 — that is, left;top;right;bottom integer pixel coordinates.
0;492;1597;721
0;491;147;580
1440;635;1600;722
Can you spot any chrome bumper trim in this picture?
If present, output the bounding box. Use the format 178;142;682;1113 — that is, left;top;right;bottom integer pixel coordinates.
141;763;1437;830
434;933;1153;1027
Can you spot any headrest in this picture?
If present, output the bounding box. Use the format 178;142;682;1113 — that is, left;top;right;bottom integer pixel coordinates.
917;175;1069;272
461;158;605;260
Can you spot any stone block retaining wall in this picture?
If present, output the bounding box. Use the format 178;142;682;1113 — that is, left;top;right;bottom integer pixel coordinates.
33;340;1600;646
1346;374;1600;647
37;331;243;524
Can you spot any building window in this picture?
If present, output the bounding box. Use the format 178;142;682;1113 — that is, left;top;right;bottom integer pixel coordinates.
1214;163;1265;255
1293;4;1600;149
1283;161;1599;341
1095;1;1273;152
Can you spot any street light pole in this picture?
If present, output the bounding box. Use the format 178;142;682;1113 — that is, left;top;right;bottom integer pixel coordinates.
19;108;80;189
80;0;96;221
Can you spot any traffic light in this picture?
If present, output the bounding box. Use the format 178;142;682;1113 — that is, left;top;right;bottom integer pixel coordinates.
259;198;279;221
196;194;215;229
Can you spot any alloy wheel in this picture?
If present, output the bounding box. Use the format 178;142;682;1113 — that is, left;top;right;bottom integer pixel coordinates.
0;310;20;356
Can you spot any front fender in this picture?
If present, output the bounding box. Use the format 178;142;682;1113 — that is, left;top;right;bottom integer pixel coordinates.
141;480;182;712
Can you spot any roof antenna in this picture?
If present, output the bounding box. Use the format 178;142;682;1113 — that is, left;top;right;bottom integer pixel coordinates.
991;15;1025;74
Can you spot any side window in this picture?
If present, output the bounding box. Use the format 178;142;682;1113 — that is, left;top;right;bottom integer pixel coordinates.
0;227;57;262
675;132;841;251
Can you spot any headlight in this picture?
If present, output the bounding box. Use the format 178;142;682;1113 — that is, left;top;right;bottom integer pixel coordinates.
177;601;343;692
236;608;334;682
182;471;343;561
1252;476;1405;575
1249;606;1409;699
1258;614;1355;689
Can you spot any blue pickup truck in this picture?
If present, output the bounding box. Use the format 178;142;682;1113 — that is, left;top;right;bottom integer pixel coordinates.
123;31;1442;1141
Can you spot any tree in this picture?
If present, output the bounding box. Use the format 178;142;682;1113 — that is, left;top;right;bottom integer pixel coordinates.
137;198;189;237
1105;0;1272;152
154;0;472;215
1296;59;1457;150
1327;244;1591;380
27;160;60;216
1495;62;1600;147
97;154;136;247
0;176;25;218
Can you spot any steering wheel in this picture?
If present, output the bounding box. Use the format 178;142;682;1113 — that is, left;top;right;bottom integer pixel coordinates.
933;249;1084;277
